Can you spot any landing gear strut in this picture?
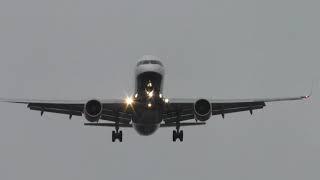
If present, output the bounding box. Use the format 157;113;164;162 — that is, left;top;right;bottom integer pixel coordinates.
112;122;123;142
172;120;184;142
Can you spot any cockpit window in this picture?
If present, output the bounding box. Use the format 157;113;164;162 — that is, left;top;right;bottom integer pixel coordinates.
137;60;163;67
150;60;163;66
137;61;147;66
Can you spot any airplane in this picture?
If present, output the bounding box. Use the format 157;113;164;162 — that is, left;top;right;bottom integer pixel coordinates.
0;55;310;142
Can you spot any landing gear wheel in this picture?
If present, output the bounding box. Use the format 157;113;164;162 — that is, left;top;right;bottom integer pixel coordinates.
179;130;184;142
173;130;177;142
118;131;123;142
112;131;116;142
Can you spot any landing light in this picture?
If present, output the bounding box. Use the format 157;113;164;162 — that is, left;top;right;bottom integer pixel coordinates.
148;91;154;98
164;98;169;103
126;96;134;105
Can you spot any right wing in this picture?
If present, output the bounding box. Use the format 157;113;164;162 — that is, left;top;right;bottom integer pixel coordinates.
0;98;133;124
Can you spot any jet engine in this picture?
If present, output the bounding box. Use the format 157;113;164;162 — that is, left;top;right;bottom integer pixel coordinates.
84;99;103;122
194;99;212;121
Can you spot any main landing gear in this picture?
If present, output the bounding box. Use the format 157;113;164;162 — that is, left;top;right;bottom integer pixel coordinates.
172;121;183;142
112;130;122;142
112;123;123;142
173;129;183;142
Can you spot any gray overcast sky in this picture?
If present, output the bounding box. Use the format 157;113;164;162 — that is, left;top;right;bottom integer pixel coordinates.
0;0;319;179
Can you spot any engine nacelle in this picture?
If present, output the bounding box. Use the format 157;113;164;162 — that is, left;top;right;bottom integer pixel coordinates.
194;99;212;121
84;99;103;122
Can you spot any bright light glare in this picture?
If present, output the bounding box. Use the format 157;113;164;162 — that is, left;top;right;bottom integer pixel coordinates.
126;97;134;105
148;91;154;98
159;94;163;98
164;98;169;103
148;103;152;108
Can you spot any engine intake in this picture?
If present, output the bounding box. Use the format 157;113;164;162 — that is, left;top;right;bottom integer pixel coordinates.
84;99;103;122
194;99;212;121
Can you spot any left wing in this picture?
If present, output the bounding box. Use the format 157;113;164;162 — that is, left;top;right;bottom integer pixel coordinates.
163;95;310;123
0;98;133;124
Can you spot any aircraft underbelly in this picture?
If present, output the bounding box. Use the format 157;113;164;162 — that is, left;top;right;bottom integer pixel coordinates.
132;110;162;136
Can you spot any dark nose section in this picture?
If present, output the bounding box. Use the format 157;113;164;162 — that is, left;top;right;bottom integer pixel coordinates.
133;124;159;136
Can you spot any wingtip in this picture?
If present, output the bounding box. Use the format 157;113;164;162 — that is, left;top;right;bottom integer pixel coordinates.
303;95;311;99
303;80;316;100
303;90;312;100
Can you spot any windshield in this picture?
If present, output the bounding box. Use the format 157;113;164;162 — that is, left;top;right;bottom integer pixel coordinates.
137;60;163;67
